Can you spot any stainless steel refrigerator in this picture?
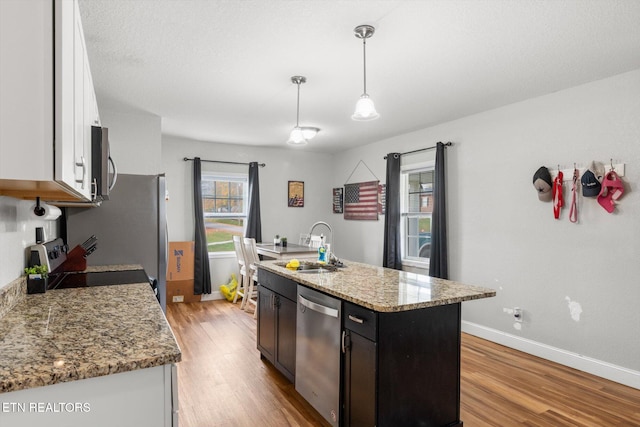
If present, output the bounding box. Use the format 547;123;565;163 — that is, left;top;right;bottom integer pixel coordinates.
65;174;168;311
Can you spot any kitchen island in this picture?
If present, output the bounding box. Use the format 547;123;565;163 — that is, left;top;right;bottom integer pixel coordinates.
0;266;181;426
257;259;496;427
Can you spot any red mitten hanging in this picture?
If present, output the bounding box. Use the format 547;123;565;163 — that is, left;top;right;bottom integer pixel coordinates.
552;171;564;219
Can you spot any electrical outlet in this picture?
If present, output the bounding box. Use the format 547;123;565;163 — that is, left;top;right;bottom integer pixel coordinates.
172;295;184;303
513;307;523;322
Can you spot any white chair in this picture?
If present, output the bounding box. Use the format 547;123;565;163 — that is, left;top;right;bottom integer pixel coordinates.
232;236;248;309
299;233;310;246
309;235;322;248
243;237;260;318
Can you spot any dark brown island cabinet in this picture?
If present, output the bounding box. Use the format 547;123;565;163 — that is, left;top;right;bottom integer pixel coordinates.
342;301;463;427
257;267;466;427
256;268;297;382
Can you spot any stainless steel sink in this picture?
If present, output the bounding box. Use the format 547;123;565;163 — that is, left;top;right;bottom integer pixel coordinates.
297;264;337;274
276;262;339;273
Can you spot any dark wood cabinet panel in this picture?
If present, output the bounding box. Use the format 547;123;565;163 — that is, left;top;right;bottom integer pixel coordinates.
257;286;276;361
257;269;296;382
342;329;377;427
343;301;463;427
275;294;296;380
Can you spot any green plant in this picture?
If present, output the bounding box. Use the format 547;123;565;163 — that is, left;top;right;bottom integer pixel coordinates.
281;237;287;243
24;265;49;278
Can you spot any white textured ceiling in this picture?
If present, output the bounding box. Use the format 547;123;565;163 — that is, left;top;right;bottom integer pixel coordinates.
78;0;640;153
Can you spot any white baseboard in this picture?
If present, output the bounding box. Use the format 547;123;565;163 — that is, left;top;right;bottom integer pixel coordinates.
200;291;224;301
462;321;640;390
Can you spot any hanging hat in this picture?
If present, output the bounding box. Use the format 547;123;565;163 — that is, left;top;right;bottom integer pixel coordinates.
581;169;601;197
592;161;605;183
532;166;552;202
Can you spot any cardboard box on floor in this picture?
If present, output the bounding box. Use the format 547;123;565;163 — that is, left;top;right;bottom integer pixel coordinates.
168;241;195;281
167;241;200;303
167;279;201;304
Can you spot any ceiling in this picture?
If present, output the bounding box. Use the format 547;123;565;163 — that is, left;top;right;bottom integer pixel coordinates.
78;0;640;154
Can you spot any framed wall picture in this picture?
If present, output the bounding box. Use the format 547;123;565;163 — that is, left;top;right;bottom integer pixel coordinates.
288;181;304;207
333;187;344;213
344;180;379;220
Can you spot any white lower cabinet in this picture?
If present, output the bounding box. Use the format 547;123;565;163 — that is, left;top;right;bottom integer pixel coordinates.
0;0;97;202
0;364;178;427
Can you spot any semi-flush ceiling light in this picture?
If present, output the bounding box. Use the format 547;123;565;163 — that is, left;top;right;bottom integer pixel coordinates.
287;76;320;145
301;126;320;140
352;24;379;121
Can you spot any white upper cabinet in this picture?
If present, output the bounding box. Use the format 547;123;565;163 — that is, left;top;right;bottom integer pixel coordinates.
0;0;98;202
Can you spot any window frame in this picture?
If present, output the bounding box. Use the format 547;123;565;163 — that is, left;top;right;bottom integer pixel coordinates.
400;161;435;269
201;171;248;258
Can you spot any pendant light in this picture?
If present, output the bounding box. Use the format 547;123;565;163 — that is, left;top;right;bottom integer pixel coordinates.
287;76;319;145
352;24;379;121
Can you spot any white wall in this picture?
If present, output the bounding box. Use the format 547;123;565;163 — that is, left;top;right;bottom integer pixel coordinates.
331;69;640;384
329;132;441;266
100;109;162;175
0;197;59;288
161;135;333;289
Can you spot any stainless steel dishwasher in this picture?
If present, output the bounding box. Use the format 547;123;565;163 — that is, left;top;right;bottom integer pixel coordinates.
295;285;342;427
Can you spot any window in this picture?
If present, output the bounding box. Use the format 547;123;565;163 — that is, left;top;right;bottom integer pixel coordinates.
201;172;248;254
401;165;434;266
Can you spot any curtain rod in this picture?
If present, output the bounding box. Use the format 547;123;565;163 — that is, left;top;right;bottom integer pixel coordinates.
383;141;452;159
183;157;266;167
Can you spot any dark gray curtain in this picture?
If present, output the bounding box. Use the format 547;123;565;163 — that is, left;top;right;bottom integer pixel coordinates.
383;153;402;270
245;162;262;242
429;142;448;279
193;157;211;294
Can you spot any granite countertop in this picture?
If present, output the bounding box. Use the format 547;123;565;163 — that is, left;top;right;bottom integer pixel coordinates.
259;259;496;312
0;267;181;394
84;264;144;273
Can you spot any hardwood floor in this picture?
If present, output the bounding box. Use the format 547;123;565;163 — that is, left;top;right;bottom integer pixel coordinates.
166;300;640;427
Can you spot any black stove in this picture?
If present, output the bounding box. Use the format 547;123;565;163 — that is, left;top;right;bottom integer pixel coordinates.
48;269;151;290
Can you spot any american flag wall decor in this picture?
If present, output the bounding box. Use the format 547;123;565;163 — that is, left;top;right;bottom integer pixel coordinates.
344;180;379;220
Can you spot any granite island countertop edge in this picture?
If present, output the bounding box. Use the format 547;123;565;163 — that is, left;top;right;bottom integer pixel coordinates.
258;259;496;312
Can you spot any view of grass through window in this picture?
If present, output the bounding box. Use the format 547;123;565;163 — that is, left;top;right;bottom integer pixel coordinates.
202;174;247;253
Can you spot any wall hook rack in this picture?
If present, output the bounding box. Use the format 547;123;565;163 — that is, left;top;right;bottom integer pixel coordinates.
550;161;626;182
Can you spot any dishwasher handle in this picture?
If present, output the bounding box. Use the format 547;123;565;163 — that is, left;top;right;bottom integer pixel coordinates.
299;294;339;318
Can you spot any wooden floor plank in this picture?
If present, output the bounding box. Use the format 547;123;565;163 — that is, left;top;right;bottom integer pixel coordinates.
167;300;640;426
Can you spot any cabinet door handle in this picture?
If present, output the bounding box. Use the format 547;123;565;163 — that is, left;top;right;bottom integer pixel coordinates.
75;156;86;188
348;314;364;324
341;330;352;353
